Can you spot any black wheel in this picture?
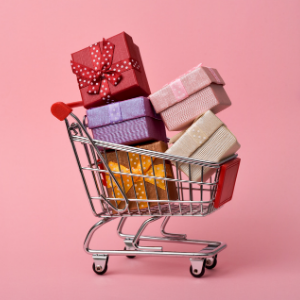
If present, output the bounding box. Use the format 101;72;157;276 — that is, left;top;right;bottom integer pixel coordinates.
124;247;136;259
205;255;217;270
190;259;206;278
92;257;108;275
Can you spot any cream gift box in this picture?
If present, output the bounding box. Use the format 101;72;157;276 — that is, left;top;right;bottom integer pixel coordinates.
149;64;231;131
166;110;240;182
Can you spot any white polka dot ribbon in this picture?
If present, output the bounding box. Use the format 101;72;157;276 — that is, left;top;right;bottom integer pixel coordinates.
71;39;141;102
169;79;188;103
104;154;166;209
187;126;209;146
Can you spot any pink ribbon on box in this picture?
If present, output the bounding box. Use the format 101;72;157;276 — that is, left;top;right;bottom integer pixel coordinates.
167;63;222;103
167;63;203;103
169;79;189;102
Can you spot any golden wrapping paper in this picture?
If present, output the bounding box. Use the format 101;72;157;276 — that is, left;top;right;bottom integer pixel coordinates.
166;111;240;182
104;141;178;211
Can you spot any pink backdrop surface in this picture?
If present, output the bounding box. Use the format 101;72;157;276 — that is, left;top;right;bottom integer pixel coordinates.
1;0;300;299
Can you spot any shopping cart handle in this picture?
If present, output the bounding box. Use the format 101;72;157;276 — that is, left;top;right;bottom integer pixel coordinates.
51;101;83;121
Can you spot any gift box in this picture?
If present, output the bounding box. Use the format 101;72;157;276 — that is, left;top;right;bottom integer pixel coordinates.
71;32;151;109
149;64;231;131
104;141;178;211
166;110;240;182
87;97;168;147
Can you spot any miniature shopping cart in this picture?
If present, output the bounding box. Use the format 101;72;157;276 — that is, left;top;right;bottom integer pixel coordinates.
51;101;241;278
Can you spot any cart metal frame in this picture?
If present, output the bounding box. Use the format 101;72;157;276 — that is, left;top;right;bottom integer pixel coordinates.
55;105;238;277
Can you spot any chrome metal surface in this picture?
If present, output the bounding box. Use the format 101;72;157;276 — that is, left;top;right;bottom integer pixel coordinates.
160;217;186;239
83;217;227;259
57;112;236;272
132;216;162;251
93;255;108;271
83;217;115;253
124;238;135;251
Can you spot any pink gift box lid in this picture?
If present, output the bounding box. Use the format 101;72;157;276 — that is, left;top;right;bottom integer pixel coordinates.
149;64;225;114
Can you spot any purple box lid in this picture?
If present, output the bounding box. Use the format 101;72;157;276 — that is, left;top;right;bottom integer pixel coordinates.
87;97;162;129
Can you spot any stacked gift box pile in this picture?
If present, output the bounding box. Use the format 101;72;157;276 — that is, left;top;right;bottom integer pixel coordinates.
70;32;240;210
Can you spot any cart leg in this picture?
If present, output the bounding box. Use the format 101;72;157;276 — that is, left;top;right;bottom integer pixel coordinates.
132;216;162;251
117;217;131;239
118;217;186;240
117;217;163;252
83;217;115;254
160;217;187;239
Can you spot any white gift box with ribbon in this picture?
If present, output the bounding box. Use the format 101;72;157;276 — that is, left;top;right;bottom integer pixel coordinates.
166;110;240;182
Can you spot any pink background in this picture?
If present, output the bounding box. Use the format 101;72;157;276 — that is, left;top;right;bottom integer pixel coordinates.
1;0;300;299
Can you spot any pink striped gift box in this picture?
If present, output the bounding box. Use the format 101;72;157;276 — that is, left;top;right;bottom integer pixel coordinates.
149;64;231;131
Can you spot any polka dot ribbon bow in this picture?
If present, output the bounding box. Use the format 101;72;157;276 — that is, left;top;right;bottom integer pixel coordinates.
70;39;141;100
105;153;166;209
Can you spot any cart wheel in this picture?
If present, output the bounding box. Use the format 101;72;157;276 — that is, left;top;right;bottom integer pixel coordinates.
190;259;206;278
205;255;217;270
124;247;136;259
92;257;108;275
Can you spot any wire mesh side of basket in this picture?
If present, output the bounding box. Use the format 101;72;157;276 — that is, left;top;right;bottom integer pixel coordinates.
66;117;227;217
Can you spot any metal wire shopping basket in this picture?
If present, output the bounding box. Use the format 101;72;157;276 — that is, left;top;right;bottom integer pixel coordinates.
51;101;240;278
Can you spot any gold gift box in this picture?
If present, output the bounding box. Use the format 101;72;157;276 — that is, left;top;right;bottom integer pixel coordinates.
104;141;178;211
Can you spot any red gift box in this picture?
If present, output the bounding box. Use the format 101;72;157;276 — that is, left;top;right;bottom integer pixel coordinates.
71;32;151;109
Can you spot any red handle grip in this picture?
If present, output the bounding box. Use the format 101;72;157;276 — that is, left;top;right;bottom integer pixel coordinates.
51;101;83;121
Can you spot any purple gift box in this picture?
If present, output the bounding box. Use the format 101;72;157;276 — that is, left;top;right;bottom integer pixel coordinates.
86;97;168;147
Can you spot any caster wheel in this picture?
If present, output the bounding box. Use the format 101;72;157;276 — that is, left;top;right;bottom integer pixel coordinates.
190;259;206;278
92;257;108;275
205;255;217;270
124;247;136;259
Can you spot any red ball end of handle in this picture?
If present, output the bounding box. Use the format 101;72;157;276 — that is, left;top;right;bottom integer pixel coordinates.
51;102;73;121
